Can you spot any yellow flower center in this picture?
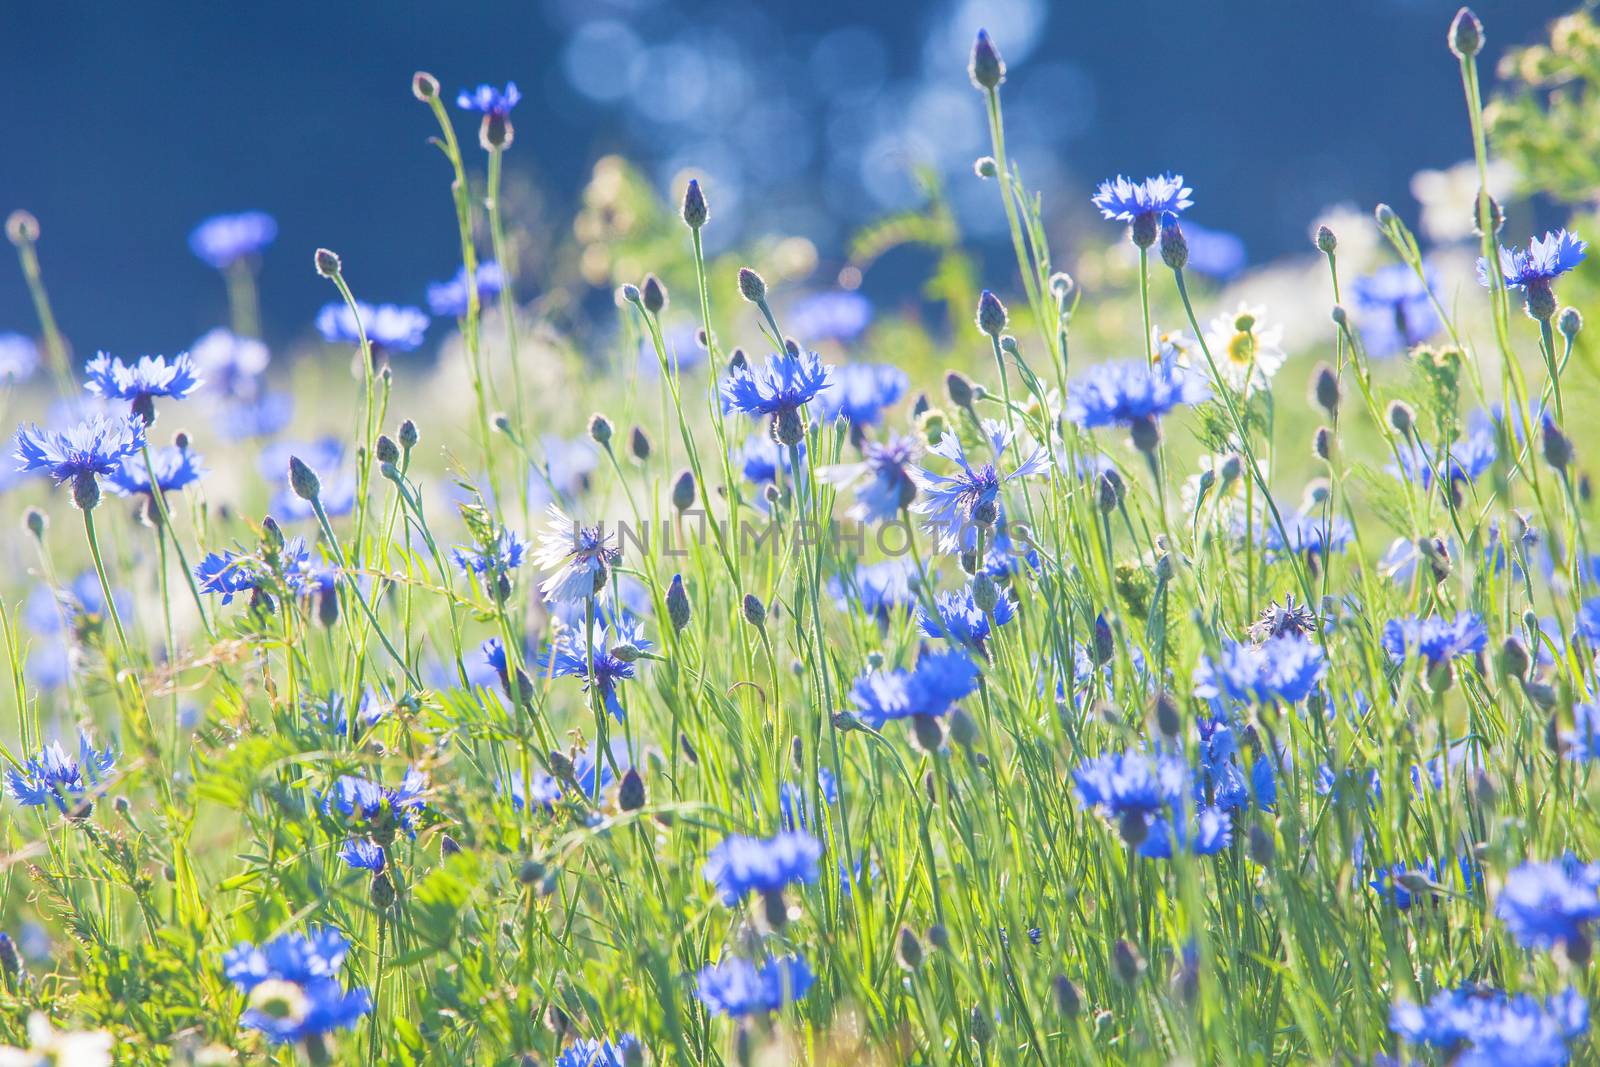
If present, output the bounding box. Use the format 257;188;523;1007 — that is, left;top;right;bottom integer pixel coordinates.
1226;331;1255;366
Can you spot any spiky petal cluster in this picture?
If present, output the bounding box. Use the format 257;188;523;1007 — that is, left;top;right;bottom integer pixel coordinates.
721;350;833;418
189;210;278;269
455;82;521;116
1091;174;1193;224
5;732;116;813
1478;229;1586;290
909;419;1049;553
1381;612;1487;669
1192;635;1326;706
918;586;1016;652
555;1035;643;1067
702;831;823;904
315;302;430;352
1391;986;1587;1065
15;414;147;496
222;928;373;1044
1064;360;1209;429
84;352;202;417
848;648;981;728
694;955;814;1017
426;262;505;318
815;362;907;426
534;506;621;605
1495;857;1600;953
534;611;651;721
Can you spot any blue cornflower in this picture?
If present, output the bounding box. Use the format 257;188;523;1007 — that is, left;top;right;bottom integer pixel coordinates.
1479;229;1586;291
534;506;621;606
190;327;270;399
1576;599;1600;646
820;433;918;523
1138;805;1231;860
815;362;908;427
1192;635;1326;706
1064;359;1209;432
1382;612;1487;669
338;838;386;872
5;732;116;814
1352;263;1442;357
1091;174;1193;227
223;927;372;1044
426;262;505;319
105;443;205;497
307;688;384;737
848;648;980;729
84;352;202;421
1258;509;1353;561
1074;750;1189;842
508;743;628;809
694;955;814;1017
556;1035;642;1067
0;333;40;383
315;302;430;352
534;611;651;721
450;529;529;578
15;413;147;507
779;767;837;835
195;551;261;605
909;420;1049;553
189;211;278;269
1369;856;1476;910
456;82;521;116
787;291;873;344
1392;986;1587;1065
322;768;426;842
918;586;1016;652
1194;713;1276;812
721;351;833;443
737;435;805;503
828;558;921;626
1392;423;1497;501
1495;857;1600;953
703;831;823;904
215;392;294;440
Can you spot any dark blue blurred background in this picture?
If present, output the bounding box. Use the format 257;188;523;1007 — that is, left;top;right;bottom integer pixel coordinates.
0;0;1564;355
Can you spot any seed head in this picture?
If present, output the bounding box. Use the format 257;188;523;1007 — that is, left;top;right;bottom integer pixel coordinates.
411;71;439;101
314;248;342;278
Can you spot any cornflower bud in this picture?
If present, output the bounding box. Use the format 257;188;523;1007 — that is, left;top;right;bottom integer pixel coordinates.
968;29;1005;90
682;179;709;229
